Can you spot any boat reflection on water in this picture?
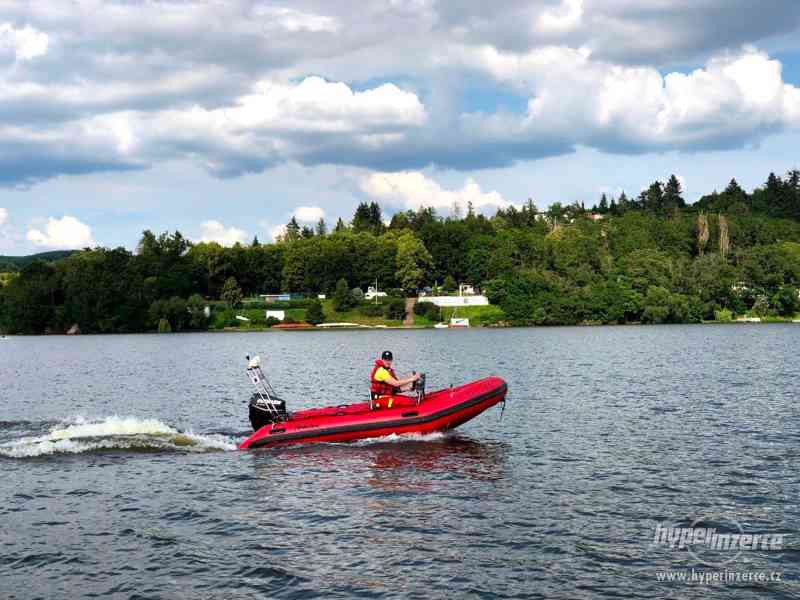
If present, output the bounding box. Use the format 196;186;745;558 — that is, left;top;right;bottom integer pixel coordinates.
363;435;508;490
249;434;509;495
238;436;511;596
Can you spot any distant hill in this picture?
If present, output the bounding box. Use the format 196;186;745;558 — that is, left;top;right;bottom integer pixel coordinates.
0;250;78;272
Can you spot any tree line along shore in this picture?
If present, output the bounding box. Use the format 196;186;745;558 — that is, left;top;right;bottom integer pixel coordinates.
1;171;800;335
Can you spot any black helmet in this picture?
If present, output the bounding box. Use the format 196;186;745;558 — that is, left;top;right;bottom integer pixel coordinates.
381;350;393;361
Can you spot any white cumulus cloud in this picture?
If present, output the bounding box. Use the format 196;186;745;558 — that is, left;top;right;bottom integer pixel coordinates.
268;224;287;242
26;216;95;249
536;0;584;34
292;206;325;223
259;219;289;242
260;206;325;243
0;2;798;184
93;76;427;178
0;207;7;227
465;45;800;152
0;23;48;61
256;7;340;33
197;220;248;246
361;171;512;213
209;76;426;133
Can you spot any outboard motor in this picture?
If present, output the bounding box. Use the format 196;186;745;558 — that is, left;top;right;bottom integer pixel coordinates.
246;355;288;431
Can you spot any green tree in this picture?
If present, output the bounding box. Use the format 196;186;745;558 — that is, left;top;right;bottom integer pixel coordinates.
4;165;800;334
485;271;560;325
614;248;673;294
187;294;209;330
640;181;664;212
546;224;604;283
546;202;567;222
739;242;800;291
149;297;189;331
641;286;672;323
389;211;412;230
582;279;642;323
384;297;406;320
393;231;433;291
134;230;197;299
598;193;609;214
221;276;243;308
663;175;685;211
772;285;799;316
284;217;301;242
71;248;145;333
641;286;701;324
306;298;325;324
617;191;631;213
752;295;771;317
187;241;230;298
442;275;457;292
333;218;348;233
352;202;384;234
333;277;355;311
281;242;310;292
0;261;59;334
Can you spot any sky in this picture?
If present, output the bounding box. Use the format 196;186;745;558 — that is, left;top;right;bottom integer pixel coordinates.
2;0;800;254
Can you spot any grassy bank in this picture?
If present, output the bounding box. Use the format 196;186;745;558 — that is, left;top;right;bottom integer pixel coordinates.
207;300;800;332
209;299;406;330
413;304;506;327
706;315;800;324
209;299;501;330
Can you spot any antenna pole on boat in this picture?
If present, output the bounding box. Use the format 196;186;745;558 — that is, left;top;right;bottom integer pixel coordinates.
246;355;281;418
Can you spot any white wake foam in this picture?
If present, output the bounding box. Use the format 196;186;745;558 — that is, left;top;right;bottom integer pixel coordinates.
0;416;237;458
351;431;450;446
48;416;177;440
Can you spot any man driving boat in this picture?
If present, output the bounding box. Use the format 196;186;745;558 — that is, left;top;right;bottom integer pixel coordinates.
370;350;421;407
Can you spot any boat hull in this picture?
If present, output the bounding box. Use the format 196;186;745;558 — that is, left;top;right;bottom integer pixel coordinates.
239;376;507;449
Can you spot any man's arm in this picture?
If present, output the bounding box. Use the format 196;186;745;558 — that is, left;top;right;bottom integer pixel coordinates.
380;371;420;389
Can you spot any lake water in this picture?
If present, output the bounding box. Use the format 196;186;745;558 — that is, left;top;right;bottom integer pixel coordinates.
1;325;798;599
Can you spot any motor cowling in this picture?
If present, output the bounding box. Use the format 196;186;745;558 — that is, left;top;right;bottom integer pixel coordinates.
249;394;288;431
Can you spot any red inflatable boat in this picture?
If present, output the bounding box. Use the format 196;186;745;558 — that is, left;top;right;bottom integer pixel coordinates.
238;357;507;449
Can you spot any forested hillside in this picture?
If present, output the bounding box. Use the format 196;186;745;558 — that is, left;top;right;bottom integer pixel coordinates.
1;171;799;334
0;250;77;272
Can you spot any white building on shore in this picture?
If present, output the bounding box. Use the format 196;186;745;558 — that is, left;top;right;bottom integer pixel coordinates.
365;286;387;301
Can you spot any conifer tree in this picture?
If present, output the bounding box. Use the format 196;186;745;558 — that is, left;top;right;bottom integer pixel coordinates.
663;175;685;211
598;193;609;214
285;216;301;241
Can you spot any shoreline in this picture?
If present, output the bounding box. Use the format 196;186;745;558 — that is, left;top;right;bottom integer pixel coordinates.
2;318;799;337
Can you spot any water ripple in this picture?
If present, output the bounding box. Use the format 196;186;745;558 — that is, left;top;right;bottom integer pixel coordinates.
0;327;798;599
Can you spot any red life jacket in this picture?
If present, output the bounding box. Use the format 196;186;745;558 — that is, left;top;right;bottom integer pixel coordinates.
370;359;398;398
